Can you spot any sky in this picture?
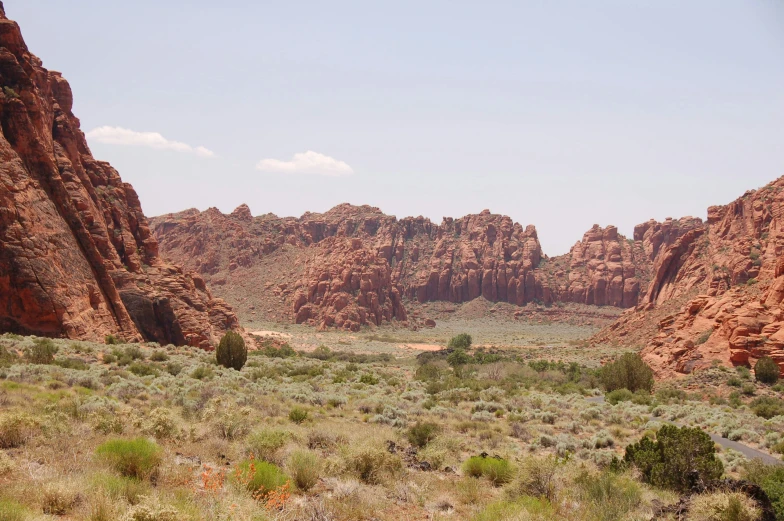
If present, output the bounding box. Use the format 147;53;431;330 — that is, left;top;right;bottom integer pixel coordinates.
6;0;784;255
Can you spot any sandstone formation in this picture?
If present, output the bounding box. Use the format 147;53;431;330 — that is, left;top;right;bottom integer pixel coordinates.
151;204;664;331
0;4;239;348
594;178;784;377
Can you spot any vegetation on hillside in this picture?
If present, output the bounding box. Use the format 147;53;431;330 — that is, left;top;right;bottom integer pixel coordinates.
0;331;781;520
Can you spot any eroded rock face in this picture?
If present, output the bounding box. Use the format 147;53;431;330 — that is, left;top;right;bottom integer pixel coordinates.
0;4;239;348
151;204;664;330
292;237;407;331
595;178;784;377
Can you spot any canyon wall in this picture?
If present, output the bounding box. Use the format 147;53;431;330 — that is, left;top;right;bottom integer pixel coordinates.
0;4;239;348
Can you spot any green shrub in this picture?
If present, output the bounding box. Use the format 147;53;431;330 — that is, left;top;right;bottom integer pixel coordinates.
41;483;82;515
95;438;162;480
288;449;322;491
54;357;88;370
104;334;121;345
741;382;756;396
447;349;472;368
470;497;555;521
216;331;247;370
463;455;514;486
415;362;442;381
92;473;149;505
289;407;308;424
623;425;723;492
346;443;403;484
0;346;16;368
448;333;472;350
24;338;58;364
750;396;784;419
742;461;784;520
149;350;169;362
190;365;214;380
755;357;780;385
359;373;379;385
0;412;39;448
233;459;289;498
128;362;159;377
575;470;642;521
0;499;28;521
688;491;760;521
308;345;332;360
407;422;441;448
247;429;289;463
606;388;634;404
600;352;654;393
260;343;297;358
695;328;714;345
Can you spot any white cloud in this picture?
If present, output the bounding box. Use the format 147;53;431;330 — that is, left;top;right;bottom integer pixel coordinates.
256;150;354;176
86;126;215;158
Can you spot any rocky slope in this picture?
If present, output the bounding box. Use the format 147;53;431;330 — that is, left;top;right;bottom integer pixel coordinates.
0;4;239;348
594;178;784;377
150;204;676;331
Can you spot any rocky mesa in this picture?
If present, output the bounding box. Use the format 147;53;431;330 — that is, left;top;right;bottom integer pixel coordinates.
150;203;695;332
595;177;784;377
0;4;239;348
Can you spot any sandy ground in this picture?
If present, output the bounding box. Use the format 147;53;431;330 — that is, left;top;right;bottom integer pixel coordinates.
400;343;442;351
249;330;293;339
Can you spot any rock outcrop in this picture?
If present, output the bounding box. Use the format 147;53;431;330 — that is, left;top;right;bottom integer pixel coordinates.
150;204;664;331
0;4;239;348
594;178;784;377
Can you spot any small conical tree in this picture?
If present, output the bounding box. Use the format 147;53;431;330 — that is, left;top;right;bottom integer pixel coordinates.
216;331;247;371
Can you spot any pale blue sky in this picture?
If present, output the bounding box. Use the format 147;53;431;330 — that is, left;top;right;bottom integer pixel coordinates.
8;1;784;254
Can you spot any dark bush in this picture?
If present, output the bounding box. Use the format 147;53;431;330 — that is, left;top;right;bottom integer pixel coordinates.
623;425;723;492
742;461;784;520
25;338;58;364
216;331;247;370
754;356;780;385
600;353;654;393
462;455;514;486
447;349;471;368
308;345;332;360
128;362;159;377
407;422;441;448
447;333;472;350
104;334;121;345
750;396;784;419
0;346;16;367
260;343;296;358
359;373;379;385
289;407;308;424
415;363;442;381
606;388;634;404
149;350;168;362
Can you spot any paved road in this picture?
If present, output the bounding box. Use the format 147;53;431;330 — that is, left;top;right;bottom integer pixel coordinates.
585;395;783;466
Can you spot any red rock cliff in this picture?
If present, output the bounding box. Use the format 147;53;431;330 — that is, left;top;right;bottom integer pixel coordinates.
150;203;665;330
594;178;784;377
0;4;239;347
